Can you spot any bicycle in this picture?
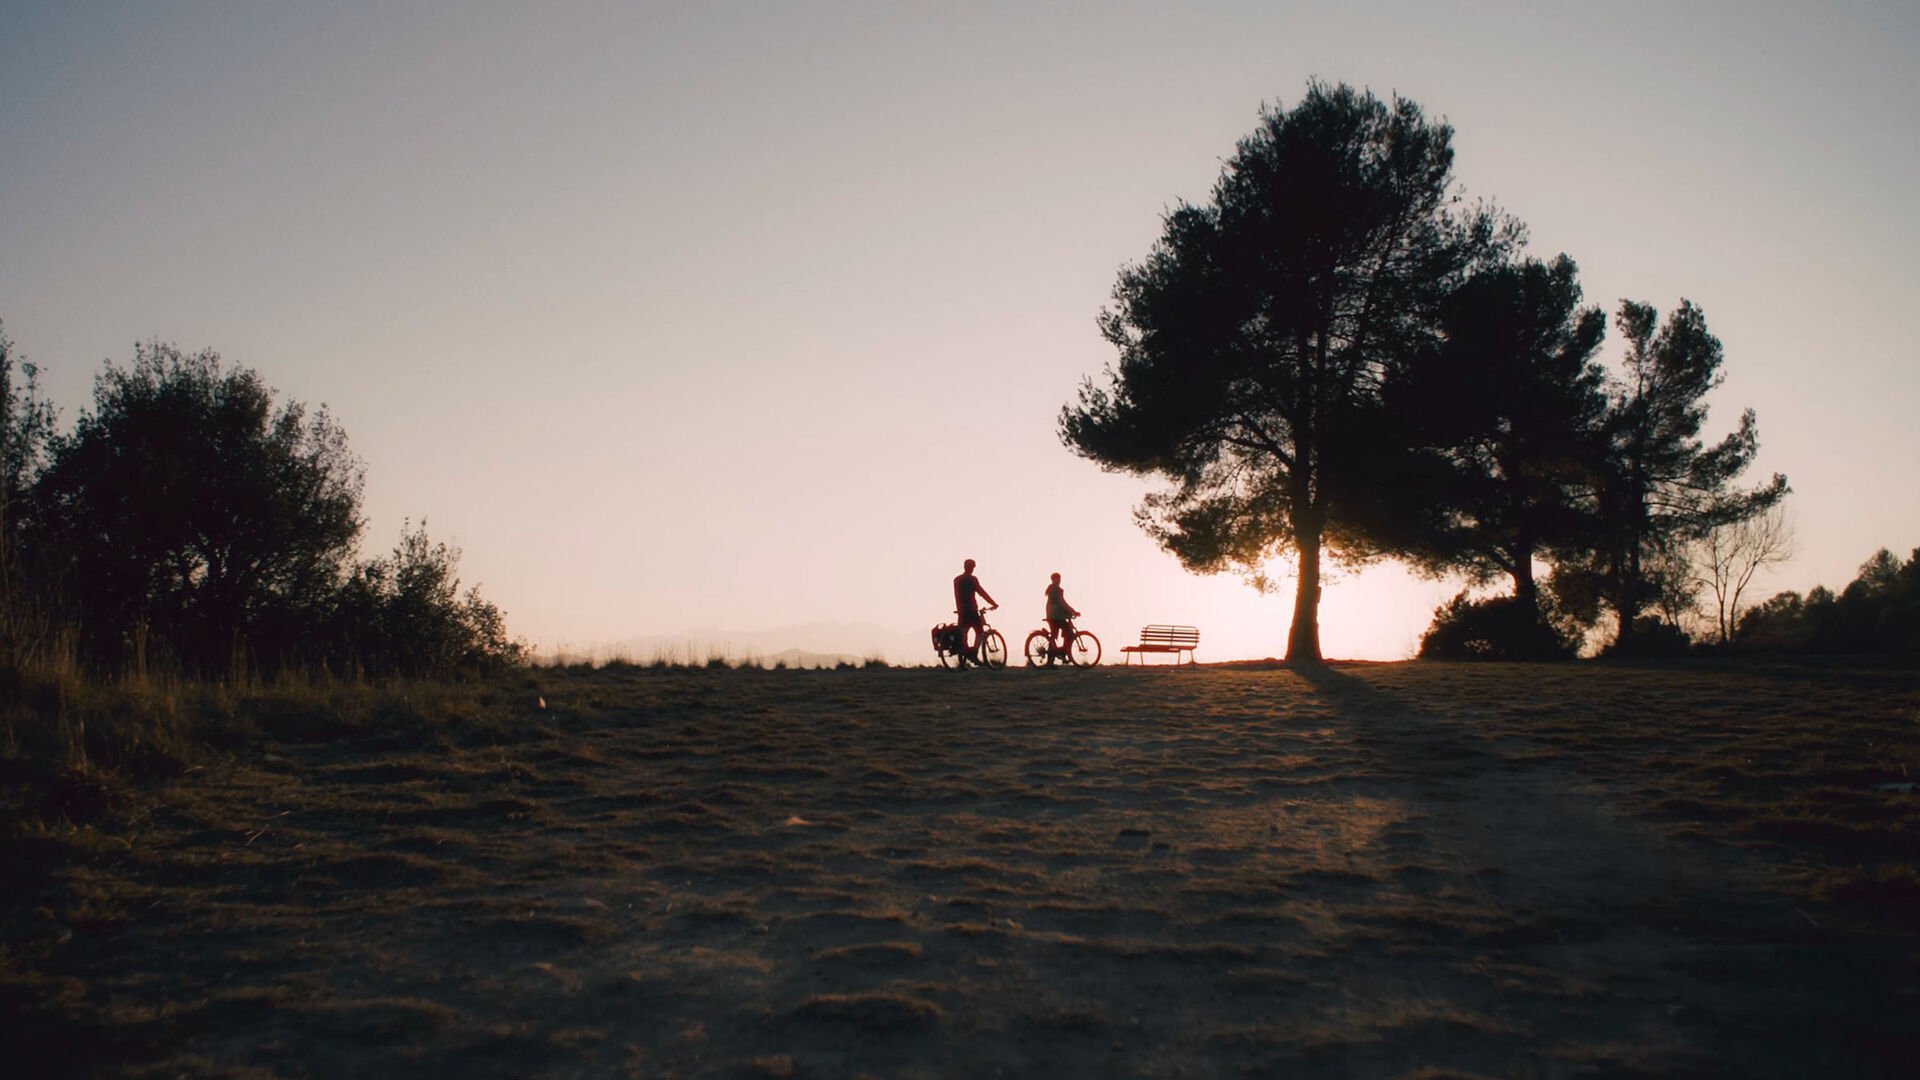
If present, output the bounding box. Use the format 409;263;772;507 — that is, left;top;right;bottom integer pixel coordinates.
1024;619;1102;667
931;607;1007;669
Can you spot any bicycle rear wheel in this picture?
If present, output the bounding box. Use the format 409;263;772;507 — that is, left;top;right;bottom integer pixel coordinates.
1069;630;1102;666
1023;630;1052;667
936;644;959;669
981;629;1008;669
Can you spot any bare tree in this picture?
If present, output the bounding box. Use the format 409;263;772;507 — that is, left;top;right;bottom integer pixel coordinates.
1693;503;1796;645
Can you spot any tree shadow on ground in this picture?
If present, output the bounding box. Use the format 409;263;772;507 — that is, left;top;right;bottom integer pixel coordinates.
1287;660;1919;1075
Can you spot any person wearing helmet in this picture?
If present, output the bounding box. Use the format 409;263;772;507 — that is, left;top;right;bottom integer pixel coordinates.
952;558;998;666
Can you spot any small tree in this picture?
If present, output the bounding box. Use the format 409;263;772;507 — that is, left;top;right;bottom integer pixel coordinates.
333;521;523;677
0;323;60;666
0;324;57;536
1060;82;1510;664
1693;502;1795;646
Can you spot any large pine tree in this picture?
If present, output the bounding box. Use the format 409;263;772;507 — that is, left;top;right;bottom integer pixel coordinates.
1060;82;1509;664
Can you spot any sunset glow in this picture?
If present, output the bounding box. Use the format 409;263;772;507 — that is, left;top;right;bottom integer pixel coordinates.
4;4;1916;661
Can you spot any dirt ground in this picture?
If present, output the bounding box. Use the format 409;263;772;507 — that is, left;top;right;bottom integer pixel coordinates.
6;659;1919;1078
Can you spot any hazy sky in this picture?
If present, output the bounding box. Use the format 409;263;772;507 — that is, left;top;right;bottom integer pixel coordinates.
4;2;1917;662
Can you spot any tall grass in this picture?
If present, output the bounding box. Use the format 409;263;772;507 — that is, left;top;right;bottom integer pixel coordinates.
2;645;926;844
0;653;538;842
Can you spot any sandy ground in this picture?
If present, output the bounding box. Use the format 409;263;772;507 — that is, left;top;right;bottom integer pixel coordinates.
7;659;1919;1077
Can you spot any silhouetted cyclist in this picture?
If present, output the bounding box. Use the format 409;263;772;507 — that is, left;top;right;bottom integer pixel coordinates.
953;558;998;666
1044;572;1080;653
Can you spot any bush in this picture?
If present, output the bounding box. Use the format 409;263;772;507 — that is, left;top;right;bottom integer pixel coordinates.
1418;593;1580;661
327;520;525;678
1602;616;1692;658
1736;590;1812;651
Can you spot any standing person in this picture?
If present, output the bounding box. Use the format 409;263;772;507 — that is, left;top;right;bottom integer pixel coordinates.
1044;572;1080;657
953;558;997;666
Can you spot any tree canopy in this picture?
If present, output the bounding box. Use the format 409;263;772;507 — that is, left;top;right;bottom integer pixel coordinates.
33;344;363;670
1060;81;1510;663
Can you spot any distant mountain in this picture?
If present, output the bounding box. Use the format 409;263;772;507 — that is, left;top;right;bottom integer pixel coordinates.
758;648;867;669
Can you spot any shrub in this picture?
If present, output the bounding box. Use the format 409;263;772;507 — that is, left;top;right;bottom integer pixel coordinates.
1736;590;1812;651
327;521;524;679
1602;615;1692;658
1418;592;1579;661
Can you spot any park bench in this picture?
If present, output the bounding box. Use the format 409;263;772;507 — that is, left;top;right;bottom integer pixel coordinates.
1120;624;1200;665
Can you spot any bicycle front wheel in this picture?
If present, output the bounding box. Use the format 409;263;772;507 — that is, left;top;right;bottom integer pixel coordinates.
1069;631;1102;667
981;629;1008;669
1023;630;1052;667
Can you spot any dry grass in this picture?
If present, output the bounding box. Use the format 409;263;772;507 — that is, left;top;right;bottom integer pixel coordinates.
2;657;1917;1077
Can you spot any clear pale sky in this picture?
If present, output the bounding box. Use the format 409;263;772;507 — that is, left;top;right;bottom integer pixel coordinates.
4;2;1916;662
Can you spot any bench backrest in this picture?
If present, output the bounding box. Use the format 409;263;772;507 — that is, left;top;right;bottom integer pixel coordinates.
1138;624;1200;646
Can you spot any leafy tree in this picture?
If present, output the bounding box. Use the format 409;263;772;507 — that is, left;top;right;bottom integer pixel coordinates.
1845;547;1905;600
1564;300;1787;652
1834;547;1920;652
1377;255;1607;606
1060;82;1510;664
34;343;363;672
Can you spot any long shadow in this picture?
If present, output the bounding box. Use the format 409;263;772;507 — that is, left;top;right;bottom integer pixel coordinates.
1288;660;1916;1075
1287;661;1426;722
1290;661;1515;782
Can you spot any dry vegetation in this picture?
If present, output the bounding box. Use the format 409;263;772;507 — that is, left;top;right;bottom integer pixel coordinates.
3;658;1917;1077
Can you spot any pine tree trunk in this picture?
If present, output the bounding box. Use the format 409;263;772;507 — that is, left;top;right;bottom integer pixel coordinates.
1615;545;1641;651
1285;526;1323;666
1512;552;1536;605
